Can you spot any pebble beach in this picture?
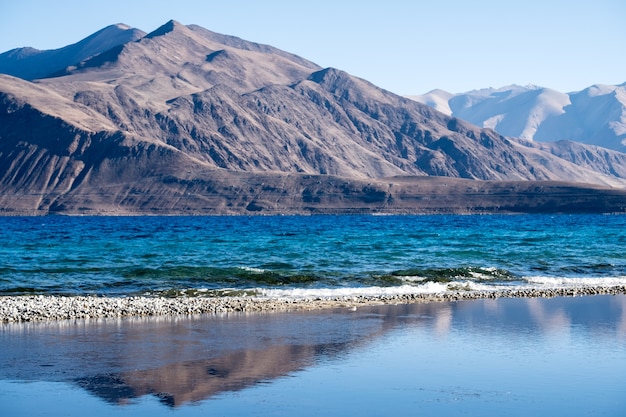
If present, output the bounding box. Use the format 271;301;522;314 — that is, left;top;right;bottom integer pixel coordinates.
2;285;625;323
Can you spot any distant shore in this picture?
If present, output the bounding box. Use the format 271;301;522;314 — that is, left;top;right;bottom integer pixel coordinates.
2;285;625;323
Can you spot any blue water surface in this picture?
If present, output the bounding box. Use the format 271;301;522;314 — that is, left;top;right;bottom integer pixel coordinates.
1;295;625;416
1;214;625;296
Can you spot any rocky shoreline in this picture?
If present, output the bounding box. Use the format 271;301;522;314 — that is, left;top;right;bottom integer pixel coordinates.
2;285;625;323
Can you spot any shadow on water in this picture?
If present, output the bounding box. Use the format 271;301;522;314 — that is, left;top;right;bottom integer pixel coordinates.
1;295;625;409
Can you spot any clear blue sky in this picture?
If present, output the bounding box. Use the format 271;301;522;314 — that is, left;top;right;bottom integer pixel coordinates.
0;0;624;95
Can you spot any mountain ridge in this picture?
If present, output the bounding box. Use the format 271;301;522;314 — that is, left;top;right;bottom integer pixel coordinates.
408;83;626;152
0;24;146;80
2;21;626;215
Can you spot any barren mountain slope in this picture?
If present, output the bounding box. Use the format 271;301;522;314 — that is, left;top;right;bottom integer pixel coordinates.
2;20;626;214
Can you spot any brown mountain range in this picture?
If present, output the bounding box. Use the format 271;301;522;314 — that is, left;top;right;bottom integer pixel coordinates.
2;20;626;214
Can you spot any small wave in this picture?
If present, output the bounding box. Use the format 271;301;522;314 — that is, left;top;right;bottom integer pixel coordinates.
388;266;518;283
257;280;498;299
237;266;267;273
145;288;261;298
122;265;323;286
524;276;626;287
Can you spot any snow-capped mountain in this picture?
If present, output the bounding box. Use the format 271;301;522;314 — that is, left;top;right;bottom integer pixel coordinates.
408;83;626;152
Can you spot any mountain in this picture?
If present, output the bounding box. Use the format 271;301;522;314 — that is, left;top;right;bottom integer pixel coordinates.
2;20;626;215
0;24;146;80
408;83;626;152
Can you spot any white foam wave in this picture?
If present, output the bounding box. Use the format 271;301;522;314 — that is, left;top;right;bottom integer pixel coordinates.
257;281;498;299
396;267;507;283
468;267;502;280
237;266;266;273
396;276;427;283
524;276;626;287
254;276;626;299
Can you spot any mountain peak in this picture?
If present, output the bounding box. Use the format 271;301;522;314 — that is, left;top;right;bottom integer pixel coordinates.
308;67;352;86
0;23;145;80
80;23;145;47
113;23;132;30
145;20;187;39
0;46;40;59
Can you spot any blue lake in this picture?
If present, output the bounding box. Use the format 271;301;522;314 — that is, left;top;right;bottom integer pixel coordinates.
2;214;626;297
2;214;625;415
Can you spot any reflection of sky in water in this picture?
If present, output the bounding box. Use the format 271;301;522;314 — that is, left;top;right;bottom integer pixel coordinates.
1;295;625;416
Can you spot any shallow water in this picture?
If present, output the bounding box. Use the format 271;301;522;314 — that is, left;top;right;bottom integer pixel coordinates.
1;295;625;416
2;215;626;297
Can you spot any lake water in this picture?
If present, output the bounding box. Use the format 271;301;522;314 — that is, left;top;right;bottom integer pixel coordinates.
1;295;625;416
1;214;625;415
2;214;626;297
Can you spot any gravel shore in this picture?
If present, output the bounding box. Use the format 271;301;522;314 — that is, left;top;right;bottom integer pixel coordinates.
2;285;625;323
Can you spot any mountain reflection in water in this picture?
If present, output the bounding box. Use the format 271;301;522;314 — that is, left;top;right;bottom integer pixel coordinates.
76;344;320;407
1;295;625;408
2;302;432;407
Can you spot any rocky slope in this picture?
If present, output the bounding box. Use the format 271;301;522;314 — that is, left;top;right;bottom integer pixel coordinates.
2;20;626;214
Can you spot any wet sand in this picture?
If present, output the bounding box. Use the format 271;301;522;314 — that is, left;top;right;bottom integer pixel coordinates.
2;285;626;322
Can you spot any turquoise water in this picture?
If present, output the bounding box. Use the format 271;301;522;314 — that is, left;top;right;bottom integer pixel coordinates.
1;215;626;297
